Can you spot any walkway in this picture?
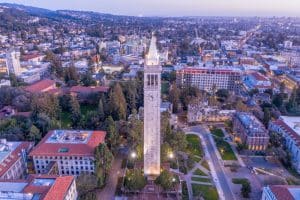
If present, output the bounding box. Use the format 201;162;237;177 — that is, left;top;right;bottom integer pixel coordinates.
98;155;124;200
185;125;236;200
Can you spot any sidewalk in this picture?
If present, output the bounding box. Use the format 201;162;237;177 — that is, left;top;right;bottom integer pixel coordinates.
221;127;246;167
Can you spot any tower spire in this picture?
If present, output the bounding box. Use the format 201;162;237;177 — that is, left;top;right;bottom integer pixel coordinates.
146;33;159;66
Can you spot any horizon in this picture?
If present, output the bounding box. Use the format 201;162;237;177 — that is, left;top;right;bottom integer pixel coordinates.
1;0;300;17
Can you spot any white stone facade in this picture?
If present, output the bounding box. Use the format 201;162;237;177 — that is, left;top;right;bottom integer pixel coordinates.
143;34;161;176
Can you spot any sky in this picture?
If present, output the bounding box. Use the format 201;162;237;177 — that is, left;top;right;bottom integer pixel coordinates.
1;0;300;17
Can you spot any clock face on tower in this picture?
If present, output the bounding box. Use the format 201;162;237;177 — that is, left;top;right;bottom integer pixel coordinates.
146;94;154;101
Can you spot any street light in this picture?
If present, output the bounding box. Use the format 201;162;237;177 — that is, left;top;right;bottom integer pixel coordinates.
172;177;176;182
168;152;174;159
130;152;137;159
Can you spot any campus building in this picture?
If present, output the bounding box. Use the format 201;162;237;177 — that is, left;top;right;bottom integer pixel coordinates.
176;67;242;92
269;116;300;173
30;130;106;176
262;185;300;200
233;112;269;151
0;139;34;180
0;175;77;200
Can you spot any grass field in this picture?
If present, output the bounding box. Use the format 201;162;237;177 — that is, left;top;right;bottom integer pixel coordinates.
215;137;237;160
191;177;211;182
193;168;207;176
60;104;96;128
210;127;224;137
192;184;219;200
232;178;249;185
186;134;203;157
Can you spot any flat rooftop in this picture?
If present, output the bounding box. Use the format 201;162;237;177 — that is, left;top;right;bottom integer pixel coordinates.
280;116;300;136
46;130;92;144
30;130;106;157
237;112;267;136
0;141;20;164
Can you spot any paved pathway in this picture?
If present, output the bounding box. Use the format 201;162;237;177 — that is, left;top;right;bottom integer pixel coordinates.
185;125;236;200
221;127;246;167
98;155;124;200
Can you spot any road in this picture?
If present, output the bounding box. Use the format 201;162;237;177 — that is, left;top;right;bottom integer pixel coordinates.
97;155;123;200
187;125;235;200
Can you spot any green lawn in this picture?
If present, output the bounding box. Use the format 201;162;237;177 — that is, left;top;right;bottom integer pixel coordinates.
214;137;237;160
210;127;225;137
193;168;207;176
186;134;203;157
61;111;71;128
232;178;249;185
60;104;95;128
192;184;219;200
191;177;211;182
80;104;95;116
182;181;189;200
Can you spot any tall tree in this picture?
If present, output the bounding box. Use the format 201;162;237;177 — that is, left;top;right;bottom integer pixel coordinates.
169;83;180;113
94;143;114;188
105;116;119;154
109;83;127;120
98;99;105;121
70;96;81;127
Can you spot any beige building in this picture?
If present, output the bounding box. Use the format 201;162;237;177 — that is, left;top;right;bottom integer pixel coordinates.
30;130;106;176
0;139;34;180
233;112;269;151
143;34;162;177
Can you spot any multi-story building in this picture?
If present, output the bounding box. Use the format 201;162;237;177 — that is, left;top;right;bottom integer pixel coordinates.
233;112;269;151
0;174;77;200
269;116;300;173
244;72;272;92
176;67;242;92
6;49;22;76
0;139;34;180
262;185;300;200
30;130;106;175
187;101;235;123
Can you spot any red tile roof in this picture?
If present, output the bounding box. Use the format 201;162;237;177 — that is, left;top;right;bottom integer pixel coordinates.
270;185;298;200
23;175;75;200
43;176;74;200
22;54;44;62
70;85;109;94
250;72;269;82
29;130;106;157
273;119;300;146
24;79;56;93
0;141;33;177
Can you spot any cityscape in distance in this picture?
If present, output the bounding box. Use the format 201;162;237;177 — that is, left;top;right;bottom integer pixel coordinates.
0;1;299;200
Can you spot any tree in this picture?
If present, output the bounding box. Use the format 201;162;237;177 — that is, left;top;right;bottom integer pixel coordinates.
272;94;284;108
84;111;100;129
166;130;187;154
155;170;178;191
94;143;114;188
31;94;61;120
105;116;119;154
81;72;96;86
216;89;229;101
98;99;105;121
263;108;271;127
108;83;127;120
124;169;147;191
241;181;251;198
76;173;98;200
169;83;180;113
64;66;79;86
127;114;143;149
27;125;41;143
70;96;81;127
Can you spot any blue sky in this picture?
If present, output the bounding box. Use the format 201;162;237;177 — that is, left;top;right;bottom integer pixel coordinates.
1;0;300;17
